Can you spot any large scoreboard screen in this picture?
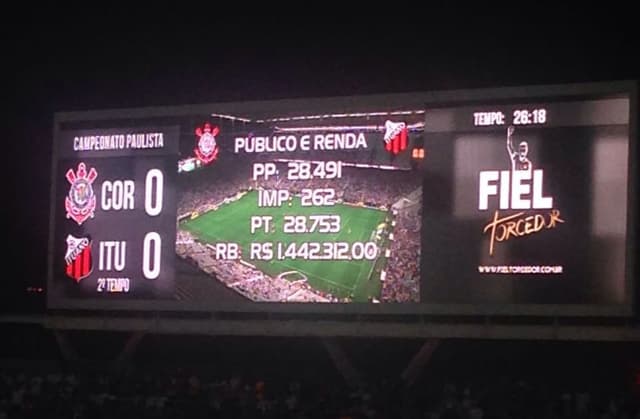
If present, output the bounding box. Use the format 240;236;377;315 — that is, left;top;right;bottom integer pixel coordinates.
47;81;637;315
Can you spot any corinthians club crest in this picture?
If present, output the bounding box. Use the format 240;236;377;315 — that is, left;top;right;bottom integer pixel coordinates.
65;162;98;225
194;122;220;164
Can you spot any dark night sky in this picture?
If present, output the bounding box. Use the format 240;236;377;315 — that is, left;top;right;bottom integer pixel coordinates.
5;17;639;311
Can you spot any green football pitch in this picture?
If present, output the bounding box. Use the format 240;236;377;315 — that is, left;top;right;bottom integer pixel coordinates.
179;190;388;301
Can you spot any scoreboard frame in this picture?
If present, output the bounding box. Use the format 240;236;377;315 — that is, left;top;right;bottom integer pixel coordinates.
47;80;638;317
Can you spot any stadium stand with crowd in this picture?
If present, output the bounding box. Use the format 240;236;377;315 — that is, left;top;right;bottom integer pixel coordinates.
175;154;422;303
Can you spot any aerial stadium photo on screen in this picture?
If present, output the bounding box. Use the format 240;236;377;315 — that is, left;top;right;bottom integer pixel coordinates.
174;108;424;303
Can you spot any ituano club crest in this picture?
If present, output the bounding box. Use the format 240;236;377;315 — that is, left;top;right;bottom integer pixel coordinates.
64;234;93;282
